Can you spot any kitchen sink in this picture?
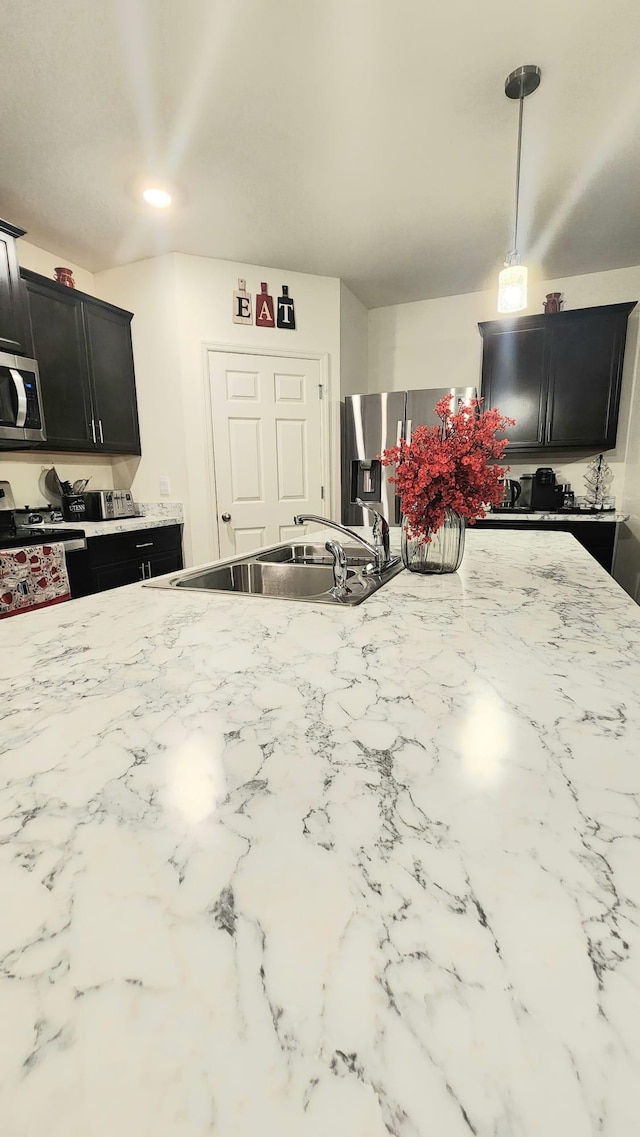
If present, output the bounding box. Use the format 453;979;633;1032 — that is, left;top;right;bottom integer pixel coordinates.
145;542;403;605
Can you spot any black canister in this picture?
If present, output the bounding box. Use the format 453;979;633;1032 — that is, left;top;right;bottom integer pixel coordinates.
61;494;87;522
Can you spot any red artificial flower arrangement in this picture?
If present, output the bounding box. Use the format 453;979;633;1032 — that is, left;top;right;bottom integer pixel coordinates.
381;397;515;543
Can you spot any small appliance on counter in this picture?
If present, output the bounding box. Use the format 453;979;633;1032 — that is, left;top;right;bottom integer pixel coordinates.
530;468;559;511
494;478;522;509
514;468;564;512
82;490;136;521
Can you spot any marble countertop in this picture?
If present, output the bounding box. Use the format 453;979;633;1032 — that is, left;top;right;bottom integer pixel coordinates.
482;510;628;523
2;528;640;1136
31;504;184;540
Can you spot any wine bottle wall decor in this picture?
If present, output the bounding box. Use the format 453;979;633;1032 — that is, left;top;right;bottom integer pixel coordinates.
256;282;275;328
231;280;296;330
232;278;253;325
277;285;296;329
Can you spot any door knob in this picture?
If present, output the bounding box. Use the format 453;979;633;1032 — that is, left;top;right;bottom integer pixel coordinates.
221;512;231;522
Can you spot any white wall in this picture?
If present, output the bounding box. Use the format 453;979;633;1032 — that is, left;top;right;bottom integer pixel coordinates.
0;240;116;506
94;255;191;541
368;265;640;596
95;254;341;567
0;453;115;510
340;282;368;398
17;239;96;295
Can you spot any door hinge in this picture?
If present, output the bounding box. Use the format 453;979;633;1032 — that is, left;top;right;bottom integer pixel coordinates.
320;485;325;499
318;384;324;400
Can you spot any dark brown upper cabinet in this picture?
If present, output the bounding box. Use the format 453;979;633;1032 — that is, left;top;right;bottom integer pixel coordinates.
83;302;141;454
21;269;141;455
0;218;28;355
479;302;636;453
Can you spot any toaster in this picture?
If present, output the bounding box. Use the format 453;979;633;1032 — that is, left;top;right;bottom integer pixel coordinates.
82;490;136;520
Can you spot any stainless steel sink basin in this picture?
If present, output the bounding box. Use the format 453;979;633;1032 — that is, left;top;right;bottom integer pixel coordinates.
174;561;359;599
256;542;374;568
145;541;404;605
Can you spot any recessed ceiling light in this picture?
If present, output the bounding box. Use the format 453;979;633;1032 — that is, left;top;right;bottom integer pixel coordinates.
142;187;172;208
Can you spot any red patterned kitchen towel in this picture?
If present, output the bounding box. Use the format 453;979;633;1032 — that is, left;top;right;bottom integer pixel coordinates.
0;542;71;619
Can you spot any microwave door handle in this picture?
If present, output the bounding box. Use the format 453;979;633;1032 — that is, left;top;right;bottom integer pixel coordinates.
9;369;27;428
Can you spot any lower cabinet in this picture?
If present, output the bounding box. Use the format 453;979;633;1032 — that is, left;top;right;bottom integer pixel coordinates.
68;524;183;598
474;518;617;573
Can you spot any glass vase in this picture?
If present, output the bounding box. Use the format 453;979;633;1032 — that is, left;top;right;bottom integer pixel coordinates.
401;509;466;574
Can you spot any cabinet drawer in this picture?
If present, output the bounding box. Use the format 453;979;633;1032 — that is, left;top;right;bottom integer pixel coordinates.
87;524;183;567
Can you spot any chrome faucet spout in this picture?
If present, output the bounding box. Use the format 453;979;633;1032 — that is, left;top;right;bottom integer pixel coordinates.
293;513;390;573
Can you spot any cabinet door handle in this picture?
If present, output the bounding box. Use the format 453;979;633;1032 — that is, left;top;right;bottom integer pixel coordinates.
140;562;146;580
98;419;104;444
147;560;152;578
546;420;552;443
90;418;96;443
135;542;153;548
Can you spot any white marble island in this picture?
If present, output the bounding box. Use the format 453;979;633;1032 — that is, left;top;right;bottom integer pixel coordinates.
1;528;640;1137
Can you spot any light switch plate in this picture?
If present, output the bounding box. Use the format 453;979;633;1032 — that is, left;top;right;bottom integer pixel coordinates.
159;476;171;496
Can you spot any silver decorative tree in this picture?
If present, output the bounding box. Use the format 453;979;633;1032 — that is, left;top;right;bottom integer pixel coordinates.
584;453;612;510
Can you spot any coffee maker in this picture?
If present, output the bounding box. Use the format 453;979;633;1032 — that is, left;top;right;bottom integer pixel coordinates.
527;468;560;511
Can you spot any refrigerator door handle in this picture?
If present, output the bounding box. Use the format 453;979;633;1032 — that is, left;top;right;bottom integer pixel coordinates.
405;419;412;445
396;420;403;447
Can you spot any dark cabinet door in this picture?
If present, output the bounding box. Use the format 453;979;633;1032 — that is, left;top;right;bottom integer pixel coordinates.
0;222;28;354
91;558;147;593
84;302;141;454
479;302;636;453
546;309;629;449
25;278;94;451
147;549;184;578
480;322;548;449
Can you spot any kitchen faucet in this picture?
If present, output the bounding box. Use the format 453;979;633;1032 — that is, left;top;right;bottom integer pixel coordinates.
293;504;394;574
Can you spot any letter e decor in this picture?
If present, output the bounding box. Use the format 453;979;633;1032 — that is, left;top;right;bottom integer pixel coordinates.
233;278;253;325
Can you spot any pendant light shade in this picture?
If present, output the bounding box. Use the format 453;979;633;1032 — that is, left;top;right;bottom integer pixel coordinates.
498;65;540;313
498;261;528;313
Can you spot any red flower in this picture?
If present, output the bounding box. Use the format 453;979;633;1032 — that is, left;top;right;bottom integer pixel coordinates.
380;397;515;543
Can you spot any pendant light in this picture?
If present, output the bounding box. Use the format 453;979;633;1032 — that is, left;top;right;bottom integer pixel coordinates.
497;65;541;313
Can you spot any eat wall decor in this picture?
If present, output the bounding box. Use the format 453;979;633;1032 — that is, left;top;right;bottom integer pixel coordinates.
232;279;296;329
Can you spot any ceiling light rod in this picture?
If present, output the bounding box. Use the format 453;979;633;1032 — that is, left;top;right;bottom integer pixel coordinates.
505;64;540;263
497;64;541;314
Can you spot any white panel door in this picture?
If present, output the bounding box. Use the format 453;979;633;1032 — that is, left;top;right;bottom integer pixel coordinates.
209;351;325;557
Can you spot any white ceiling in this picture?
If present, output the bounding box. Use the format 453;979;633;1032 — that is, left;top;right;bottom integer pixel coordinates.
1;0;639;308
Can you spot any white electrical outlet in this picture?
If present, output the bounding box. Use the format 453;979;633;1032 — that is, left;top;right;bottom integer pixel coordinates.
159;476;171;496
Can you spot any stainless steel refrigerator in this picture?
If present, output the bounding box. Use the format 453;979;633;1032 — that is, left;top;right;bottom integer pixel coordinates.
341;387;477;526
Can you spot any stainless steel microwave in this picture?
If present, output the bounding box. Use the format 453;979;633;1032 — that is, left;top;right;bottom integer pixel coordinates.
0;351;46;442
